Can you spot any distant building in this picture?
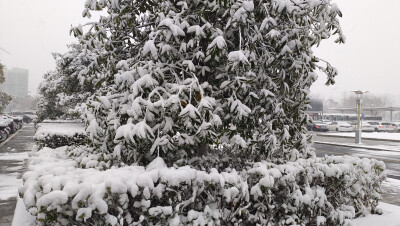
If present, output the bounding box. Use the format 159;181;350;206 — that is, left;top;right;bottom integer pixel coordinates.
307;99;324;120
0;67;29;97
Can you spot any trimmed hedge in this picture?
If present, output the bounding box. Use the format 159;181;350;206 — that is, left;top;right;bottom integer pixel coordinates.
34;122;87;148
21;146;385;225
35;133;87;149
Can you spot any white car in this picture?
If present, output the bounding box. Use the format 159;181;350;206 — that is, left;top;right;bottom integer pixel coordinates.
361;122;374;132
328;121;353;132
367;121;394;132
391;122;400;132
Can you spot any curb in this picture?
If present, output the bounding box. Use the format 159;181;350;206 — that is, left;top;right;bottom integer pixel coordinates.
314;141;400;152
316;133;400;143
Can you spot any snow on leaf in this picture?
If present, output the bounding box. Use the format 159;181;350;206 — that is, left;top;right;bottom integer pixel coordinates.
242;1;254;11
230;99;251;119
126;98;143;120
182;60;196;71
280;45;292;55
131;74;158;98
195;121;212;135
230;134;247;148
114;120;154;143
198;96;215;111
228;51;249;64
220;80;233;89
187;25;204;37
261;89;275;97
207;36;226;50
179;104;200;119
147;157;167;170
143;40;158;59
267;29;281;38
159;18;185;36
149;136;170;155
97;96;111;109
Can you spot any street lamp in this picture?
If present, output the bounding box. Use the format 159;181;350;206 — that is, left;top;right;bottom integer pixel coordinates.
351;90;368;144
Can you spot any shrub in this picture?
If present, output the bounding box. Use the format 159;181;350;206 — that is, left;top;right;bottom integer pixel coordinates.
21;147;385;225
34;122;87;148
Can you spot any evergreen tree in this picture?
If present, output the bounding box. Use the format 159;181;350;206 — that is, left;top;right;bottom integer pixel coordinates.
74;0;344;166
36;44;96;121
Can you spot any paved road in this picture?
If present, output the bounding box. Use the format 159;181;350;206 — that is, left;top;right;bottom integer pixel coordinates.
0;124;35;226
312;136;400;206
312;137;400;179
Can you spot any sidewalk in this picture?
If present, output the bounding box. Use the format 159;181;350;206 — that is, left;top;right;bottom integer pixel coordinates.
0;124;35;226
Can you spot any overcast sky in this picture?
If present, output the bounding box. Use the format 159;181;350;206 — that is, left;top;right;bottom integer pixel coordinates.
0;0;399;104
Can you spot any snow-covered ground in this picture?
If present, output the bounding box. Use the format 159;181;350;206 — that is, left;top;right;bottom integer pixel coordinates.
352;202;400;226
325;132;400;141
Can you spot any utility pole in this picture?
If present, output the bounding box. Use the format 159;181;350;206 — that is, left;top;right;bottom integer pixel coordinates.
352;90;368;144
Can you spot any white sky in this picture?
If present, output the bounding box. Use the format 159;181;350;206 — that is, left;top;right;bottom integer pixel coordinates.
0;0;399;104
311;0;400;104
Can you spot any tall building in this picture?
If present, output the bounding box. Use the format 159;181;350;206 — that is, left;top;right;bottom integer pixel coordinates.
0;67;29;97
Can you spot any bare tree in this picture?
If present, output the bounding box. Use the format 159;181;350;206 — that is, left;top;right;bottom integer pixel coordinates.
339;92;392;108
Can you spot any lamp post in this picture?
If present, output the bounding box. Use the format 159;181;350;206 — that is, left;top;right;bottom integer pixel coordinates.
351;90;368;144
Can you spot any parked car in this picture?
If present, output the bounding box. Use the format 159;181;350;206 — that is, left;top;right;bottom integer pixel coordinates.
391;122;400;132
307;121;329;132
328;121;353;132
361;122;375;132
367;121;394;132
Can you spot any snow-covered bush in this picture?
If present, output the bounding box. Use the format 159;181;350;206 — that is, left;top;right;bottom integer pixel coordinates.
35;123;87;148
21;146;385;225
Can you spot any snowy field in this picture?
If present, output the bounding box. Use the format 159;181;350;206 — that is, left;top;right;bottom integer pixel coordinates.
323;132;400;141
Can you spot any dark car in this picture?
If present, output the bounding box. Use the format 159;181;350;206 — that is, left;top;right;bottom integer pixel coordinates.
307;121;329;132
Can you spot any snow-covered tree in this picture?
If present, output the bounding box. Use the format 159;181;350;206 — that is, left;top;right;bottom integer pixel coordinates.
0;61;12;112
74;0;344;166
36;44;96;122
22;1;386;225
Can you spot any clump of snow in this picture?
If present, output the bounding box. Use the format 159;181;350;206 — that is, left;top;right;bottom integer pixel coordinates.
227;51;249;64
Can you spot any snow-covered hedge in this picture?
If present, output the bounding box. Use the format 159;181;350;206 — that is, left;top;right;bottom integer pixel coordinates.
35;123;87;148
21;146;385;225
